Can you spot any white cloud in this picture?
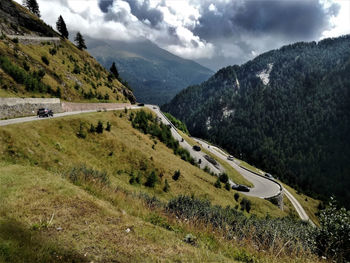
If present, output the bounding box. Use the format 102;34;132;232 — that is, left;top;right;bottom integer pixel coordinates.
13;0;349;69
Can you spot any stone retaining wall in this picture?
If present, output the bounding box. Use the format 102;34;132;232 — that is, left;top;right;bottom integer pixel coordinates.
0;98;62;119
61;102;131;112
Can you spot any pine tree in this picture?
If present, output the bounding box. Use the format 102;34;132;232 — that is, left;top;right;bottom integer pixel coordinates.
74;32;87;50
56;15;69;38
110;62;120;80
23;0;40;17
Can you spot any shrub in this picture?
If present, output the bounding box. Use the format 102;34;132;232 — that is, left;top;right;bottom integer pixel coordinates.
76;123;87;139
106;121;112;131
96;121;104;134
12;37;18;43
172;170;181;181
234;193;240;201
219;173;229;183
225;182;231;191
214;178;221;188
23;61;30;71
183;234;197;246
89;124;96;133
167;195;315;255
49;48;57;55
240;198;251;213
316;197;350;262
163;179;170;192
41;55;49;65
72;63;80;74
145;171;158;188
68;165;109;186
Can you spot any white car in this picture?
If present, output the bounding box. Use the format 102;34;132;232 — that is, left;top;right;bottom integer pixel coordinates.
227;155;234;161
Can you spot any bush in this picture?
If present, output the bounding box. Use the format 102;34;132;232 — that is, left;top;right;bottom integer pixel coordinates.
0;56;49;94
316;197;350;262
106;121;112;131
145;171;158;188
41;56;49;65
172;170;181;181
68;165;109;185
219;173;229;183
166;195;315;255
240;198;251;213
225;182;231;191
214;178;221;188
76;123;87;139
163;179;170;192
89;124;96;133
49;48;57;55
72;63;80;74
96;121;104;134
234;193;240;201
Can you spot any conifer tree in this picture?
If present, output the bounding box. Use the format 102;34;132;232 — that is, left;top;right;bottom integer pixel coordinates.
74;32;87;50
110;62;120;80
56;15;69;38
23;0;40;17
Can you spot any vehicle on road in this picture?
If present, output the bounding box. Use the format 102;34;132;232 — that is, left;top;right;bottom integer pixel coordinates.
137;103;145;106
37;108;53;118
232;184;250;192
227;155;234;161
265;173;274;179
153;106;157;109
193;145;201;151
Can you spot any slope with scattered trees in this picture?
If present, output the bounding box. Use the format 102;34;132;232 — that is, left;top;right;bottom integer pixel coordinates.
0;0;135;103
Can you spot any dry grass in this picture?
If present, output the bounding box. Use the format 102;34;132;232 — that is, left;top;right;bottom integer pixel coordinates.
0;111;322;262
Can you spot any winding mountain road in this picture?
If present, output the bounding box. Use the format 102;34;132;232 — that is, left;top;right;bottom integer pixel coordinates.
0;103;314;224
192;138;314;225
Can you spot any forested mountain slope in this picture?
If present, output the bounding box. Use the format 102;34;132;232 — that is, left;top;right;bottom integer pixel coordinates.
0;0;135;103
87;37;213;105
163;35;350;207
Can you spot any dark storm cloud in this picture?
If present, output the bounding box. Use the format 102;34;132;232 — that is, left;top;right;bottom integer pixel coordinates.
124;0;164;27
194;0;339;41
232;0;339;39
98;0;163;27
98;0;114;13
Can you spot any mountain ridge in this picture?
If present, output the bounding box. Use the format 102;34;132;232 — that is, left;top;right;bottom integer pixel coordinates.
163;35;350;208
86;36;213;105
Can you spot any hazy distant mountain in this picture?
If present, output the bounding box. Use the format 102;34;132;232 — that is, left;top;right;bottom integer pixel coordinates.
86;37;213;105
163;35;350;207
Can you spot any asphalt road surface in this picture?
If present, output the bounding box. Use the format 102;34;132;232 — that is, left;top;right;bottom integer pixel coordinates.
0;106;140;127
193;138;314;225
194;138;281;199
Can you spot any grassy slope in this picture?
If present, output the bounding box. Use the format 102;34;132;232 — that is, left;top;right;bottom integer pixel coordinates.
0;36;132;102
0;110;322;262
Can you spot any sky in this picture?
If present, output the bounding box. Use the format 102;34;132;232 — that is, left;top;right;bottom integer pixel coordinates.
16;0;350;70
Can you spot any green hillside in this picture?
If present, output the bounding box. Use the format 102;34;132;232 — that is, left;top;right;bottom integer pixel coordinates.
0;0;135;103
163;35;350;208
0;109;323;263
87;37;213;105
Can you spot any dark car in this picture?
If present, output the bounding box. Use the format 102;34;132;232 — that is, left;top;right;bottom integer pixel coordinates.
137;103;145;106
232;184;250;192
37;108;53;117
193;145;201;151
